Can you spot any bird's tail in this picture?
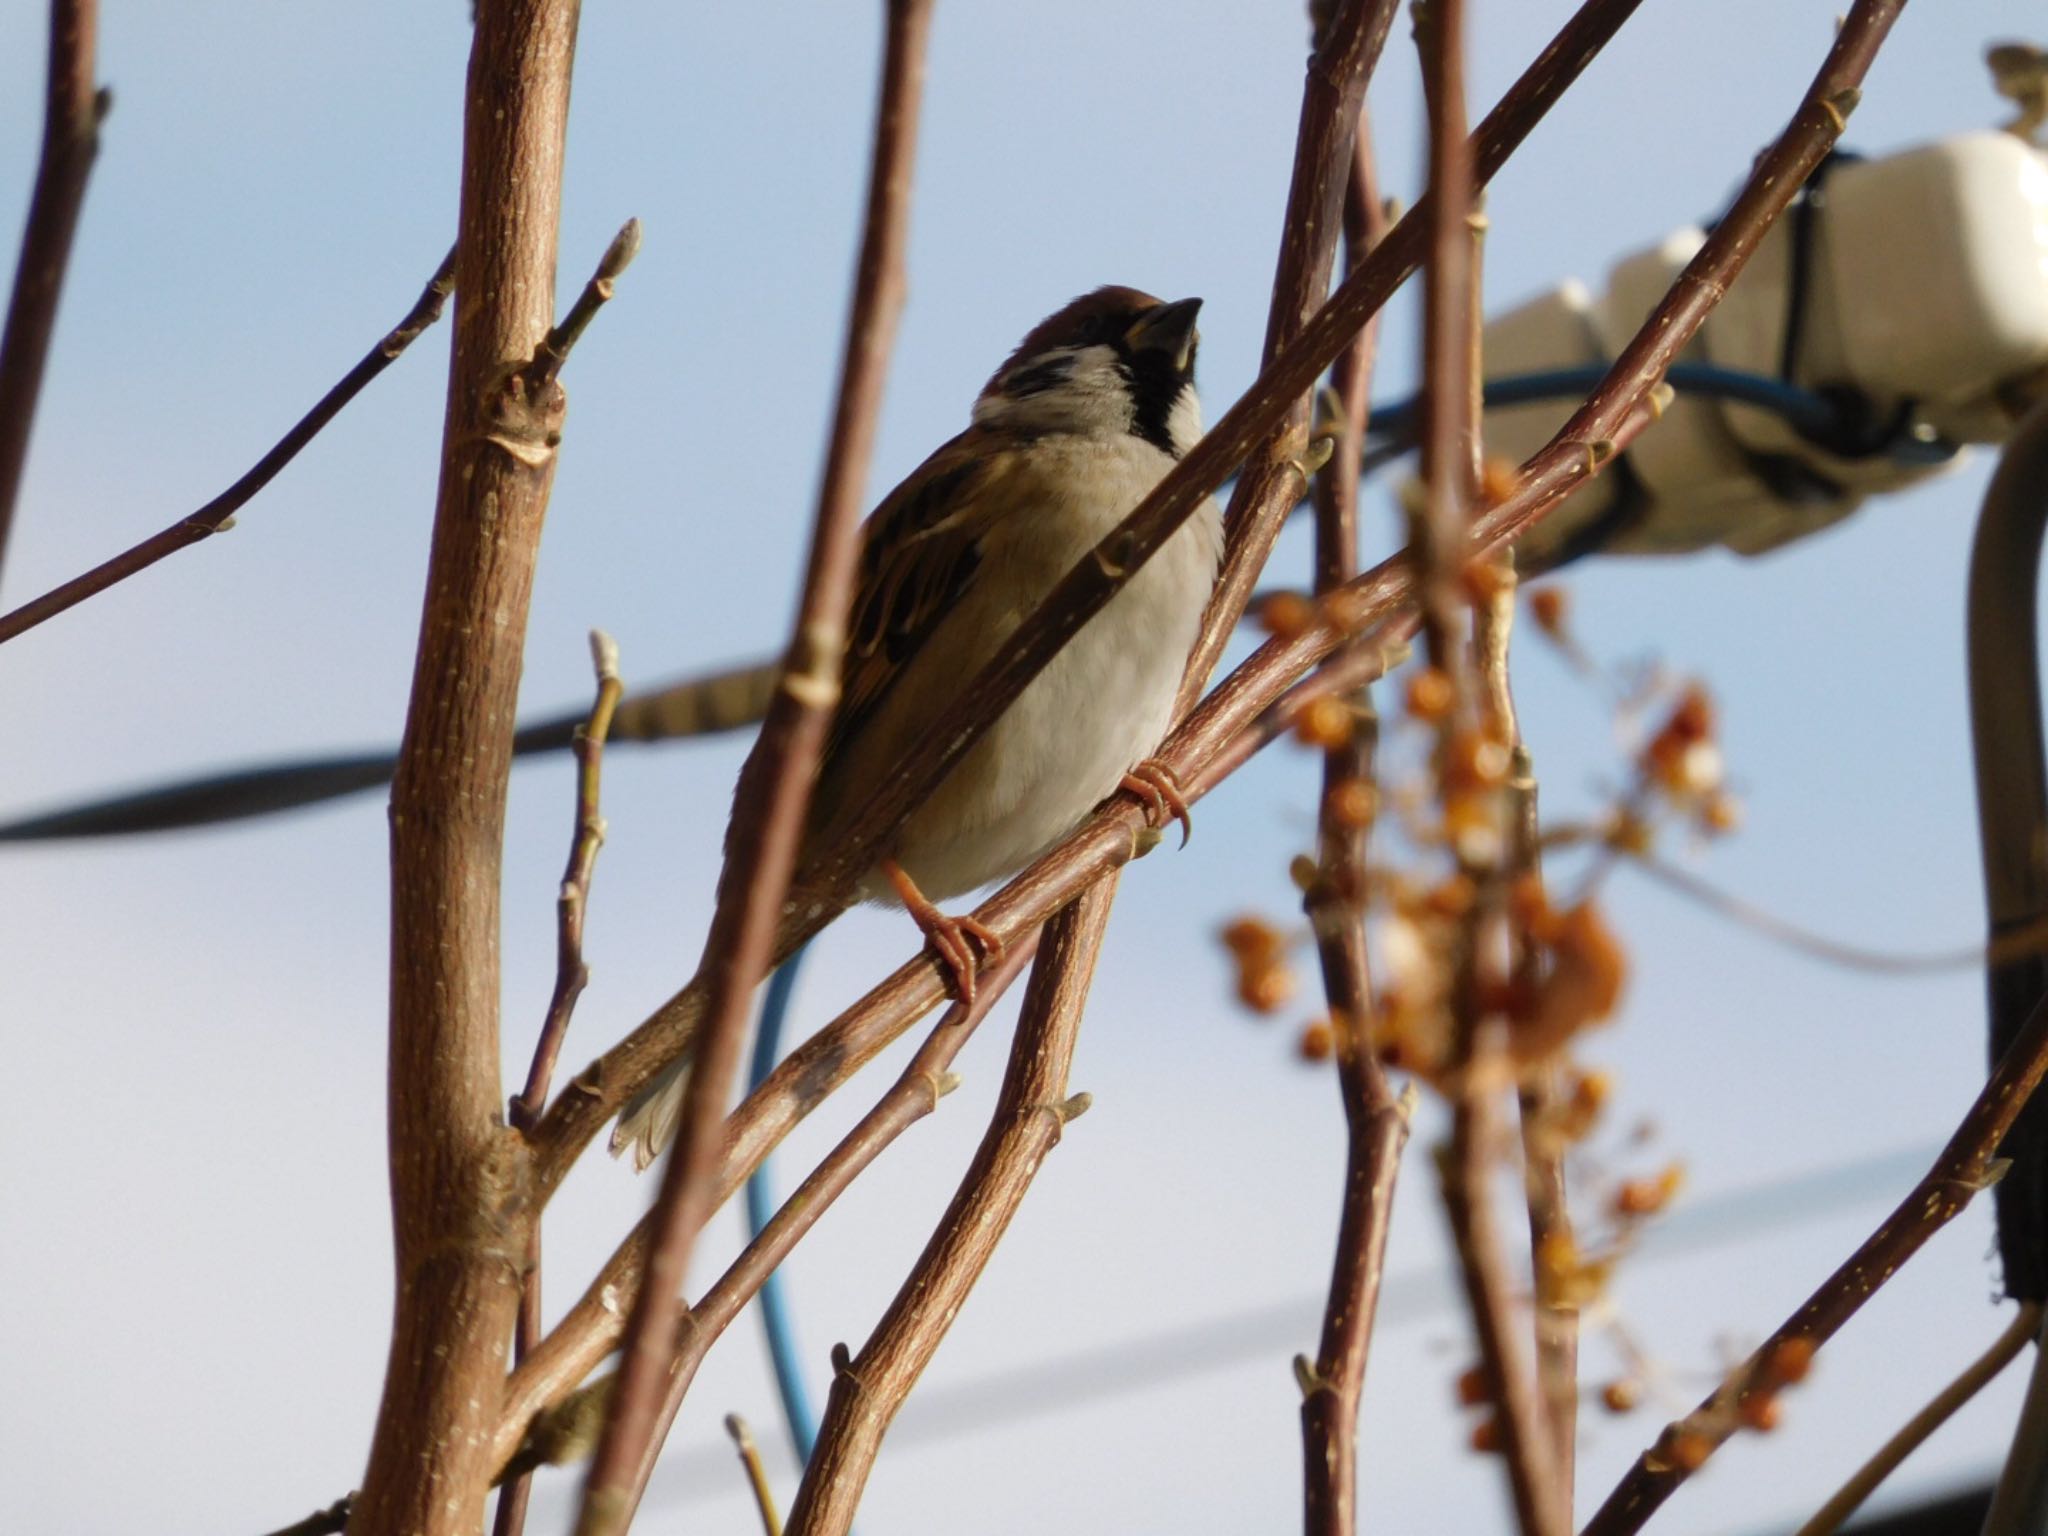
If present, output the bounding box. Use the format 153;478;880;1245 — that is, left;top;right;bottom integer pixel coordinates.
611;1054;692;1171
607;943;811;1172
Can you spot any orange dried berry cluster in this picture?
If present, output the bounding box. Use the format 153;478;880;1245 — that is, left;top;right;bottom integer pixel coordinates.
1324;777;1379;830
1479;455;1523;509
1255;587;1380;643
1220;915;1295;1015
1600;1379;1642;1415
1503;883;1629;1064
1612;1161;1685;1219
1452;1364;1507;1455
1295;695;1358;751
1404;665;1456;722
1533;1229;1615;1310
1461;554;1516;607
1639;683;1742;835
1256;590;1318;640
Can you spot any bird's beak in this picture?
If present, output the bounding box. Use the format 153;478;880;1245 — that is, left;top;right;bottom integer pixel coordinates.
1123;296;1203;375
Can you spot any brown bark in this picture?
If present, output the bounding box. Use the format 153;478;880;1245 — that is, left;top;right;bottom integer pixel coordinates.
351;6;582;1536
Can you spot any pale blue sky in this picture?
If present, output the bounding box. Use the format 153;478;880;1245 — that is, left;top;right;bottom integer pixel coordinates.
1;3;2041;1533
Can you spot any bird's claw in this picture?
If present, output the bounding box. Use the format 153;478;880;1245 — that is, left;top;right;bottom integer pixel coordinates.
1120;759;1193;848
885;858;1004;1004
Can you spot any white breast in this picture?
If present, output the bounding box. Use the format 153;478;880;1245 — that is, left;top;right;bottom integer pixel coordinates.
868;436;1223;903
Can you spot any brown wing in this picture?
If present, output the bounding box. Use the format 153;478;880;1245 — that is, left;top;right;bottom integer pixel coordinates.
826;430;1014;766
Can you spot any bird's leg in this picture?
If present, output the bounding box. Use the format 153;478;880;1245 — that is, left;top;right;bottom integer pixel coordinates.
1119;757;1193;847
883;858;1003;1003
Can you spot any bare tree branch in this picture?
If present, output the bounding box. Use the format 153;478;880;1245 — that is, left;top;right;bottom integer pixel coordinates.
783;882;1115;1536
522;0;1651;1207
0;245;455;646
1495;654;1580;1514
1793;1303;2041;1536
504;13;1850;1460
724;1415;785;1536
605;936;1042;1521
572;4;934;1529
789;0;1652;917
1583;987;2046;1534
350;4;584;1533
1173;0;1402;716
495;629;625;1536
0;0;107;585
1412;1;1560;1527
1298;99;1415;1536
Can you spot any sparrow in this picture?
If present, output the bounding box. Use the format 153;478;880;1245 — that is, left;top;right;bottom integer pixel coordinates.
615;286;1224;1165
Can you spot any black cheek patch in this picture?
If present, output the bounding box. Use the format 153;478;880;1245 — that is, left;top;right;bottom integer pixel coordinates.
1001;355;1075;399
1119;351;1190;457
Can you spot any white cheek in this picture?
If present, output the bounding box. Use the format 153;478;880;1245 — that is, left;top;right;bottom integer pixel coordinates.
1166;386;1204;457
972;345;1135;440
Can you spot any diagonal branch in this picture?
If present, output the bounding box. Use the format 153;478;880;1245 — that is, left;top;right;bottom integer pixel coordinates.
0;0;108;585
522;0;1650;1205
571;4;935;1530
792;0;1651;914
350;3;584;1534
1173;0;1402;716
1582;987;2048;1536
0;245;456;645
517;1;1870;1390
783;882;1116;1536
601;934;1042;1522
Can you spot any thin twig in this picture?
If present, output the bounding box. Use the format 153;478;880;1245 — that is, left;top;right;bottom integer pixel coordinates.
1581;985;2048;1535
522;0;1652;1208
604;936;1042;1519
1172;0;1402;717
531;220;641;388
254;1495;354;1536
0;0;107;584
491;621;1419;1469
0;245;456;645
1792;1303;2042;1536
1625;852;2048;975
494;629;624;1536
571;5;934;1530
783;882;1115;1536
489;934;1036;1475
514;629;626;1132
1484;569;1581;1514
349;5;583;1534
1415;0;1560;1529
724;1415;785;1536
1298;95;1413;1536
1506;755;1580;1510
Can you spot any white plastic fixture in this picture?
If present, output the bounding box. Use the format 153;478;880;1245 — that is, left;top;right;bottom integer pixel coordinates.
1445;131;2048;564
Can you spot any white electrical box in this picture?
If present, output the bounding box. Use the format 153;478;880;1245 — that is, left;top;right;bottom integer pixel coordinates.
1435;131;2048;564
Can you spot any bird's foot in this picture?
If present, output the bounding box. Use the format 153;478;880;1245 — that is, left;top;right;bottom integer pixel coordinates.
884;858;1003;1003
1120;758;1193;847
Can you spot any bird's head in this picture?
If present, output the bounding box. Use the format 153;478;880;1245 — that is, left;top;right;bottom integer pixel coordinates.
974;286;1204;458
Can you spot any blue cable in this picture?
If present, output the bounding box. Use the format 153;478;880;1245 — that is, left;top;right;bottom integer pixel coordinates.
745;944;823;1465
